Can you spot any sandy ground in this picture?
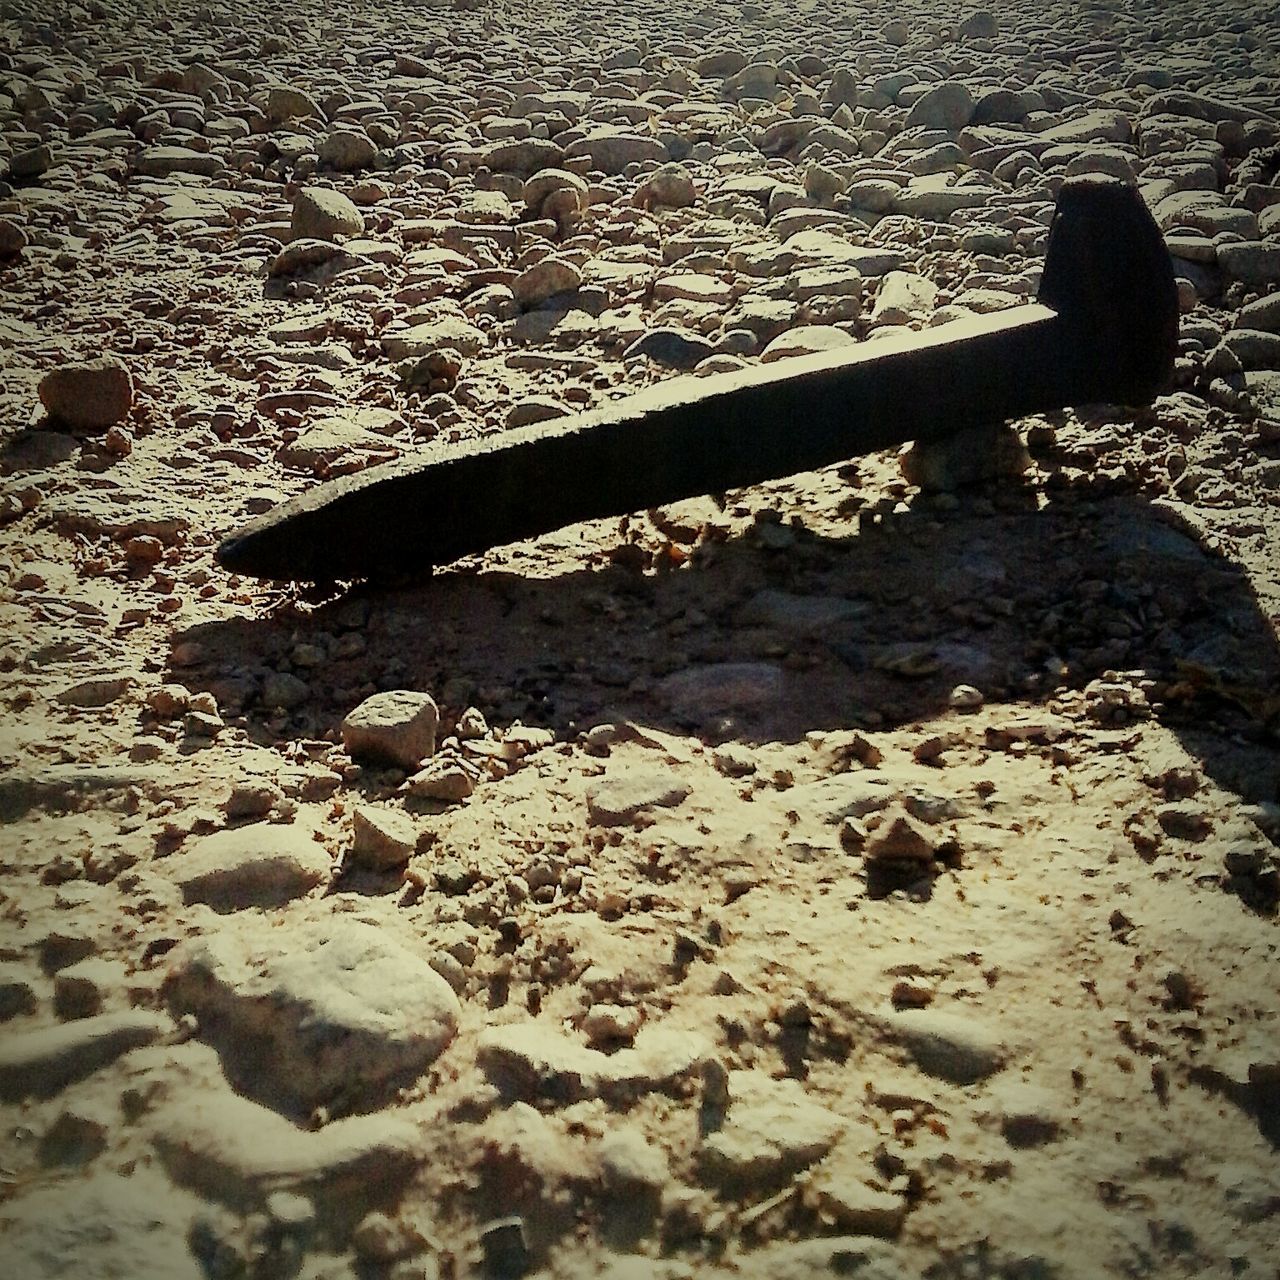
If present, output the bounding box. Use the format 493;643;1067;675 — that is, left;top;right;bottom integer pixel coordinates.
1;1;1278;1278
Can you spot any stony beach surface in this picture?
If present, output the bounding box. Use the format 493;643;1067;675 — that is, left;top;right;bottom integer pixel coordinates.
1;1;1279;1277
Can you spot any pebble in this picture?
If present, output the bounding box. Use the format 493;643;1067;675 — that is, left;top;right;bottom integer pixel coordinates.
341;690;440;770
38;357;134;432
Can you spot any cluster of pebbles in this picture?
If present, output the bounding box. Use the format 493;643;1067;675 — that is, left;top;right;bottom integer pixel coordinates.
2;1;1280;1278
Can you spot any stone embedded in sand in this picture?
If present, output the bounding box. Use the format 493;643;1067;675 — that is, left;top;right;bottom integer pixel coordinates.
0;1168;208;1280
349;806;418;869
478;1022;709;1104
38;357;133;432
699;1070;845;1187
885;1009;1007;1084
655;661;784;716
863;810;936;862
164;917;460;1114
53;957;126;1020
291;186;364;241
172;823;331;910
341;689;440;769
152;1090;422;1215
0;1011;171;1102
586;771;692;826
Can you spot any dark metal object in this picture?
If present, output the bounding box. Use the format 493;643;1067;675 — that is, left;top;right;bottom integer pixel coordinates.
217;177;1177;582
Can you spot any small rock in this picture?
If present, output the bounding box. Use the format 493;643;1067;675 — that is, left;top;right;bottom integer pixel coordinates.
38;357;134;432
885;1009;1007;1084
635;163;697;209
904;81;974;132
512;256;582;309
291;186;364;241
699;1070;845;1188
761;325;857;362
0;217;27;255
318;129;377;172
53;958;125;1020
351;1210;424;1263
479;1216;530;1278
582;1003;643;1045
407;758;478;802
39;1105;110;1166
864;810;936;862
173;824;330;910
623;326;715;369
342;690;440;770
948;684;984;710
267;85;319;123
507;396;571;429
350;807;418;870
0;1011;170;1102
587;771;692;826
164;918;460;1115
598;1127;669;1191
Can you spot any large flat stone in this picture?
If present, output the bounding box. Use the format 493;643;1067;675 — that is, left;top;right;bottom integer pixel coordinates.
152;1091;422;1221
0;1011;171;1102
164;917;460;1116
172;823;331;910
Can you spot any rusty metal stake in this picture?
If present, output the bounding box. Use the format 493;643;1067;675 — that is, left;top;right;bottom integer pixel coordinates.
217;177;1177;582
